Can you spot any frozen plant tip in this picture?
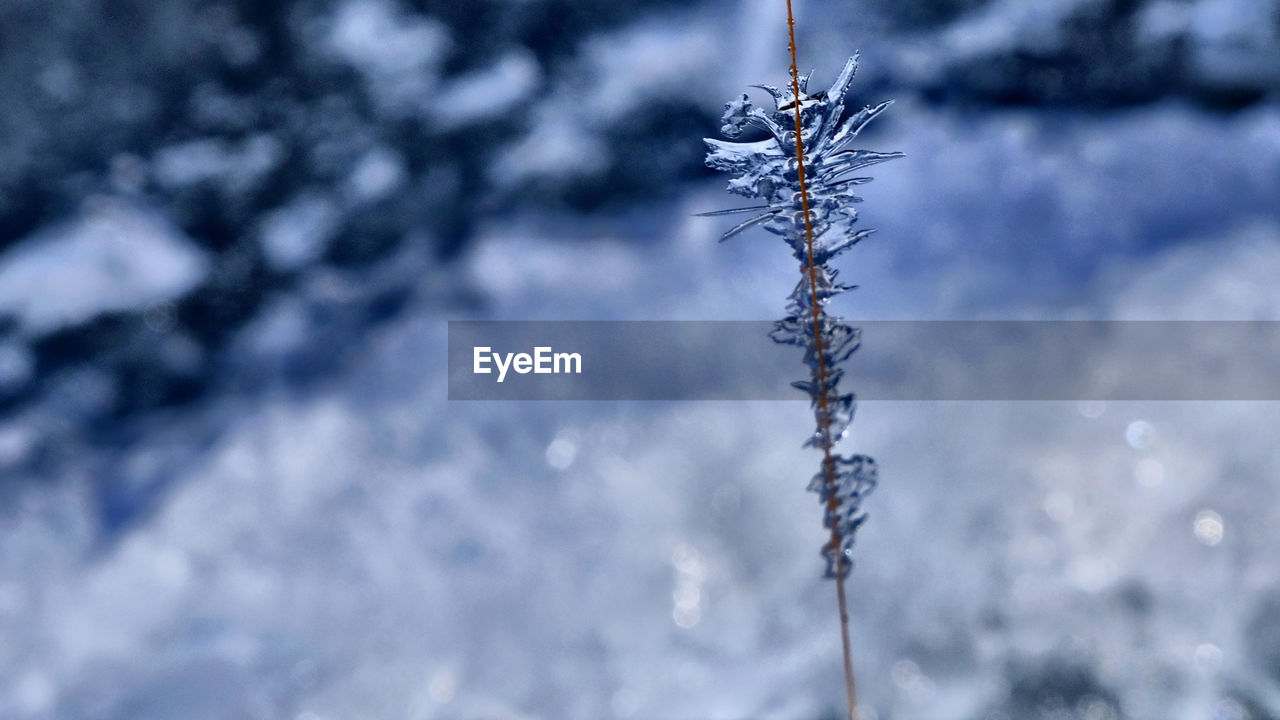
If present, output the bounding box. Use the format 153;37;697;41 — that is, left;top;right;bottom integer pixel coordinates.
701;42;900;720
702;52;899;578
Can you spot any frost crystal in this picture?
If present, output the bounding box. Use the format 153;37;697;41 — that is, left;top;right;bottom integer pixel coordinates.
702;55;900;580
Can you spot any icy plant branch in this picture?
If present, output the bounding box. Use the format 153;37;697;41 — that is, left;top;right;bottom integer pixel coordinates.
702;48;901;719
703;53;900;578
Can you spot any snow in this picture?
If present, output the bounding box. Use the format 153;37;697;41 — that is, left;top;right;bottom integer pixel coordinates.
343;146;408;205
1187;0;1280;87
578;19;721;123
1105;220;1280;320
0;341;35;393
938;0;1096;59
489;115;610;188
0;200;208;335
152;135;284;191
326;0;448;77
490;12;723;188
258;195;340;273
323;0;451;114
431;51;541;131
9;147;1280;717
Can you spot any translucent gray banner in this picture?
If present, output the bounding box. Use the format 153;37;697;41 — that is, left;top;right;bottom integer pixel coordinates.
447;321;1280;400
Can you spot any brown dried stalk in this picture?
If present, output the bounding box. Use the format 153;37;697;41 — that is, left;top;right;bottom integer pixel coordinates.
783;2;860;718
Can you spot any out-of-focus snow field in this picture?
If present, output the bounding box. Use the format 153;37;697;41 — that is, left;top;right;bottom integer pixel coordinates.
3;0;1280;718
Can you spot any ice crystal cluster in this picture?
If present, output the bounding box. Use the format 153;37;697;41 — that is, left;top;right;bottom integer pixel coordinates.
703;56;901;579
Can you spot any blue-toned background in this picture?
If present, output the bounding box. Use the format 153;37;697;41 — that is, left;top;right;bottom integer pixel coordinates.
2;1;1279;718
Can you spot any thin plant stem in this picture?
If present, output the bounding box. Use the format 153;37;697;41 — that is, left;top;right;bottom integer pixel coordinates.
783;2;859;719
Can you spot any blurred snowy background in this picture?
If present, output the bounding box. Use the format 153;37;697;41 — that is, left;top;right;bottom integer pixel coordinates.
2;0;1280;718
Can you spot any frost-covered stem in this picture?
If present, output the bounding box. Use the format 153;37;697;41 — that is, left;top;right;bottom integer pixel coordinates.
784;2;858;718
